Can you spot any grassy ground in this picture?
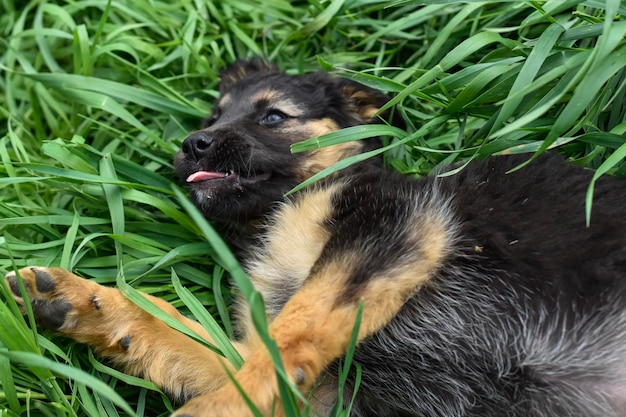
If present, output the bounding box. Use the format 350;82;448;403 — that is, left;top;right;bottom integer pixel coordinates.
1;0;626;416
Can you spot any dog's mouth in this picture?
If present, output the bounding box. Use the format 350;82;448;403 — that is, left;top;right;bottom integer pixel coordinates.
186;170;272;186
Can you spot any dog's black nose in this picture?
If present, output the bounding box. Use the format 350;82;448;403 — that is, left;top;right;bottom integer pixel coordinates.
182;131;213;161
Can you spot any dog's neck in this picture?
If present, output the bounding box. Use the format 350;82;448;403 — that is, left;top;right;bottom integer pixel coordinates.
216;217;266;257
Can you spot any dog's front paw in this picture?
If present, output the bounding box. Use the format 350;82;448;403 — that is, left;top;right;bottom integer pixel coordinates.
170;386;262;417
4;267;105;333
169;351;287;417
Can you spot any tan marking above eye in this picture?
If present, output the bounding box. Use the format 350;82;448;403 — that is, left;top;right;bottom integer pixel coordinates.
250;89;306;118
251;89;279;104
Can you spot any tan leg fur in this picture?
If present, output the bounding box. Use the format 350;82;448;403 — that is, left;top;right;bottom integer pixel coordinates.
4;267;248;400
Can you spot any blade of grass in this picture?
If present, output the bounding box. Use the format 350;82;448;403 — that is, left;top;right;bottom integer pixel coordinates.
539;38;626;154
100;153;125;263
585;141;626;226
18;73;206;118
0;351;137;417
490;23;565;134
170;269;243;368
114;271;225;357
291;125;406;153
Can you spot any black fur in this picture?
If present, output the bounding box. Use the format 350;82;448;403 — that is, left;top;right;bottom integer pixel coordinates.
320;172;430;300
339;154;626;416
176;60;626;416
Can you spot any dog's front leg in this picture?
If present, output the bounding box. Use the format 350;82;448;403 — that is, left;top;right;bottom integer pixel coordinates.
4;267;246;400
172;211;452;417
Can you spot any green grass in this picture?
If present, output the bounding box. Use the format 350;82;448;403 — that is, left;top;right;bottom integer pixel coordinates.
1;0;626;416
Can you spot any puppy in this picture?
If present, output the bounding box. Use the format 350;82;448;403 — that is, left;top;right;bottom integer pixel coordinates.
5;59;626;417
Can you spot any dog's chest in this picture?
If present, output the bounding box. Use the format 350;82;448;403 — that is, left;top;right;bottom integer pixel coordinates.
244;184;341;316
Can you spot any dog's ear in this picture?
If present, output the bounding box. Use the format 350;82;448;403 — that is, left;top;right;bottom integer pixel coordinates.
337;78;406;129
219;59;278;93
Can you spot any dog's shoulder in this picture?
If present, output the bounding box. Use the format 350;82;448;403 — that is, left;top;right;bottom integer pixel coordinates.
245;164;457;314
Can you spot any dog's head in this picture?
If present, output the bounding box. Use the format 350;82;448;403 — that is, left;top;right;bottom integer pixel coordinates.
174;59;396;224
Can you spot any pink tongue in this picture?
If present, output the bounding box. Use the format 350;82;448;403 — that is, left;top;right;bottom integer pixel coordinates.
186;171;227;183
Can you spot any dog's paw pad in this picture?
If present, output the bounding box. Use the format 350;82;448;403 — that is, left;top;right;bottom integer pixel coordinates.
4;267;75;330
33;268;56;293
6;268;57;296
32;299;73;330
7;273;27;297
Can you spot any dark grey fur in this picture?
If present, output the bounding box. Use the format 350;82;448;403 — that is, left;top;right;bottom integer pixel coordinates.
331;155;626;417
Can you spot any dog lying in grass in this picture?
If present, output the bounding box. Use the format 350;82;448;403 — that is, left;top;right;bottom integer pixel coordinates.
6;59;626;417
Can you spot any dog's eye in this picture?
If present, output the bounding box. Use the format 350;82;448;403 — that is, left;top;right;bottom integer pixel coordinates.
260;110;287;126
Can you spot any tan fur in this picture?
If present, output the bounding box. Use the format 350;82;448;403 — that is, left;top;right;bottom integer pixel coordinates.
193;207;453;416
218;93;232;108
266;98;306;118
250;88;278;103
296;142;361;181
277;116;362;182
236;183;343;351
341;85;383;123
279;117;339;142
361;215;452;336
359;105;379;121
294;118;361;181
245;184;341;302
302;118;340;136
250;89;307;118
8;267;246;399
